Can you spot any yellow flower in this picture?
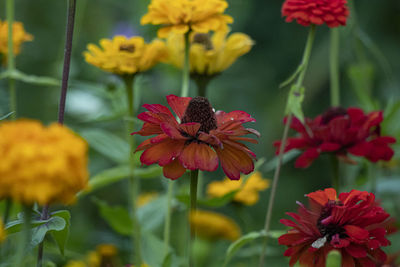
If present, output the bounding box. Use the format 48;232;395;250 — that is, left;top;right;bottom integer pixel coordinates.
167;31;253;76
190;210;241;241
0;119;88;205
0;20;33;57
64;244;120;267
0;220;6;243
64;261;87;267
207;172;270;206
137;192;159;207
141;0;233;38
83;35;167;75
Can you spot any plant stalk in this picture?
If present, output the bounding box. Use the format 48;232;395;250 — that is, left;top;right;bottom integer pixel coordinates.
330;28;340;107
6;0;16;120
189;169;199;267
331;156;340;192
181;32;191;98
16;206;31;267
259;25;316;267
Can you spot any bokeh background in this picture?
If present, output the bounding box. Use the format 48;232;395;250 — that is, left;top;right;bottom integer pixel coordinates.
1;0;400;266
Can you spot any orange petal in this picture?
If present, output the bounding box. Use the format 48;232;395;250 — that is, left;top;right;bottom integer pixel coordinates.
163;158;186;180
179;142;218;172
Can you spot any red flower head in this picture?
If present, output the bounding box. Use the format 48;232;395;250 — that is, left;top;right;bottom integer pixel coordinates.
274;107;396;168
133;95;259;180
282;0;350;28
279;188;391;267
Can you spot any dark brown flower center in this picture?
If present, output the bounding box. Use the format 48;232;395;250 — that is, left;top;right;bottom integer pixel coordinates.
181;96;217;133
321;107;347;125
315;200;347;246
119;44;135;53
192;33;214;50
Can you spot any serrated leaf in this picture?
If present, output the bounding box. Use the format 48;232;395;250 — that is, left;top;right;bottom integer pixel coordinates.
31;216;66;247
50;210;71;256
79;129;130;163
285;85;305;123
0;69;60;86
92;198;133;236
326;250;341;267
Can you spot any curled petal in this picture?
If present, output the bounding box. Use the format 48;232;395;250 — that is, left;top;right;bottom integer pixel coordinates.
163;158;186;180
179;143;218;172
216;143;254;180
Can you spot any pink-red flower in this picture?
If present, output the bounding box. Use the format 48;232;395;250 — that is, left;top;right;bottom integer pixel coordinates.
274;107;396;168
133;95;259;180
282;0;350;28
279;188;391;267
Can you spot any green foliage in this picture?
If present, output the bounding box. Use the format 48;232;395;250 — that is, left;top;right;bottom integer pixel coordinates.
50;210;71;256
0;69;60;86
285;85;305;123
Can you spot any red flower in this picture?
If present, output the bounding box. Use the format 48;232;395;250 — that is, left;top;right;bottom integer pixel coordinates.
274;107;396;168
282;0;350;28
279;188;391;267
133;95;259;180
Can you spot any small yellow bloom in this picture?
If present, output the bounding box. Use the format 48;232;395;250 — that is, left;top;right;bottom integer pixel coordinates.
0;20;33;57
167;31;253;76
0;220;6;243
137;192;159;207
207;172;270;206
141;0;233;38
64;261;87;267
83;35;167;75
190;210;241;241
0;119;88;205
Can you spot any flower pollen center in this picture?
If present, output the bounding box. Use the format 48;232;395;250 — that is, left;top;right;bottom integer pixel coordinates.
317;200;347;243
192;33;214;51
119;44;135;53
181;96;217;133
321;107;347;125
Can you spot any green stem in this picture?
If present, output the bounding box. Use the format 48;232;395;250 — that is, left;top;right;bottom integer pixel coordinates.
259;25;316;267
194;75;211;97
181;32;191;98
123;75;142;266
15;206;31;267
330;28;340;107
163;181;173;255
331;156;340;192
189;170;199;267
6;0;16;120
2;198;12;224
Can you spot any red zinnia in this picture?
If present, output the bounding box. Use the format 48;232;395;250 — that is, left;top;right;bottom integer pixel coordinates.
279;188;391;267
133;95;259;180
274;107;396;168
282;0;350;28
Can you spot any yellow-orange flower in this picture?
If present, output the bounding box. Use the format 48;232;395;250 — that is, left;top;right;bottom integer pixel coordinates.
0;20;33;57
83;35;167;75
0;220;6;243
190;210;241;241
0;119;88;205
64;244;122;267
207;171;269;206
141;0;233;38
167;31;253;76
137;192;159;207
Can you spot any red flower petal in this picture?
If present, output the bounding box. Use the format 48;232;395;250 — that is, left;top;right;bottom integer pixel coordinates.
216;143;254;180
345;244;367;258
140;139;185;166
179;142;218;172
166;94;191;119
180;122;201;137
307;188;337;206
294;148;319;168
344;225;369;240
163;158;186;180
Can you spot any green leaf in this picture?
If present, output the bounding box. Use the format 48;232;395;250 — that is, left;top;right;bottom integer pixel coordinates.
285;85;305;123
223;230;284;267
141;232;168;267
5;219;47;235
50;210;71;256
326;250;341;267
79;129;130;163
137;196;167;231
0;69;60;86
162;252;172;267
263;150;300;172
30;216;66;247
92;198;133;236
279;63;305;88
81;165;162;196
0;111;14;120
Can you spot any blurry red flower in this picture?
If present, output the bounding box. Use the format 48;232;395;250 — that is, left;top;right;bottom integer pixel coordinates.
133;95;259;180
279;188;391;267
282;0;350;28
274;107;396;168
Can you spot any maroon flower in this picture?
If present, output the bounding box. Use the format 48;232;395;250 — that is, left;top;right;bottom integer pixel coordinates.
133;95;259;180
274;107;396;168
279;188;391;267
282;0;350;28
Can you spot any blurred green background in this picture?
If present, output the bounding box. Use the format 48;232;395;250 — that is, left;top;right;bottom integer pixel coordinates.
1;0;400;266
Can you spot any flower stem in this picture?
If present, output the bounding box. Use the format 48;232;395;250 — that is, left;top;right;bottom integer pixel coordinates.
2;198;12;224
6;0;16;120
16;206;31;267
330;28;340;107
181;32;191;98
38;0;77;265
259;25;316;267
331;156;340;192
189;169;199;267
163;180;173;254
194;76;211;97
124;75;143;266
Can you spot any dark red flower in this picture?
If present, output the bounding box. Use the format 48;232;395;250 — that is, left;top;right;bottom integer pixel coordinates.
274;107;396;168
279;188;391;267
133;95;259;180
282;0;350;28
